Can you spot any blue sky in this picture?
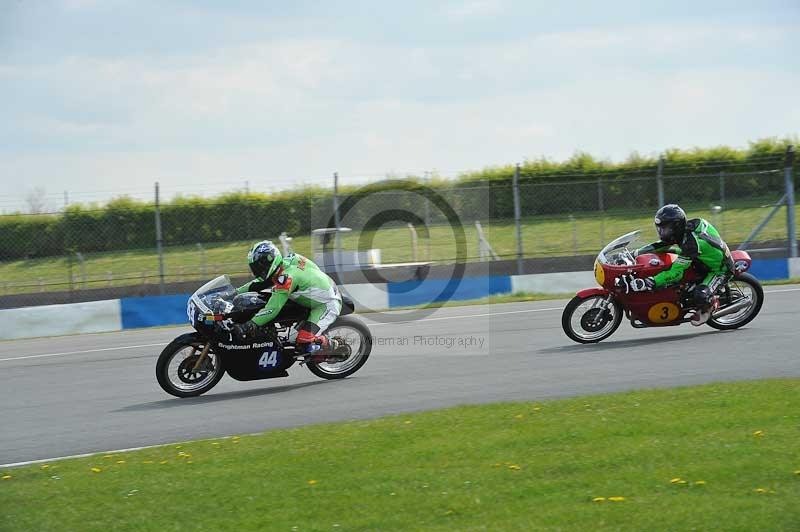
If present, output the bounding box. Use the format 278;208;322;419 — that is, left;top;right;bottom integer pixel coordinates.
0;0;798;210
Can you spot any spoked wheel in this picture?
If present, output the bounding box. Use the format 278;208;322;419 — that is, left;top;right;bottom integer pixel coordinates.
707;272;764;330
306;316;372;379
562;295;623;344
156;334;225;397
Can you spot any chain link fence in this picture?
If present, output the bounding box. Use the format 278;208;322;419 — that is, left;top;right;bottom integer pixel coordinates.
1;153;796;308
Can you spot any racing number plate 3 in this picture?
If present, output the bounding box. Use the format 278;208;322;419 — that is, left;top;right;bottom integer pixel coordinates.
648;302;680;324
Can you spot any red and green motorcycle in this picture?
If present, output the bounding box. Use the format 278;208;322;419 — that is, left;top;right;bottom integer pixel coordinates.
562;231;763;344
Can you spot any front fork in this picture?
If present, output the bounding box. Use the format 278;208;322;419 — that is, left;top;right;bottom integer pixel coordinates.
590;294;615;326
191;342;211;371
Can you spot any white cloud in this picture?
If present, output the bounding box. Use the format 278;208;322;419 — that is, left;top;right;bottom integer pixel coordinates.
445;0;504;18
0;17;797;208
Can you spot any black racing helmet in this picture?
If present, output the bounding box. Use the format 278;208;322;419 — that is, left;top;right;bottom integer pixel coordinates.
247;240;283;280
654;204;687;244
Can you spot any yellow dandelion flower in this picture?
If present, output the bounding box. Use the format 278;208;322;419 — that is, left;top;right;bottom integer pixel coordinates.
754;488;767;493
186;461;193;464
40;464;50;470
608;497;626;502
308;479;318;486
670;478;682;484
533;407;541;411
232;436;240;440
91;467;102;473
2;475;12;480
694;480;706;486
103;455;114;459
514;414;523;419
116;460;126;464
233;440;240;444
212;442;221;446
753;430;764;437
160;460;168;465
677;480;687;485
592;497;605;502
508;464;521;471
444;510;454;516
175;445;183;449
404;420;412;425
794;470;800;476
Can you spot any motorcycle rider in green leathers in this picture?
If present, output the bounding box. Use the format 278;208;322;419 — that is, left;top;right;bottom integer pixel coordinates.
615;204;734;325
229;241;342;352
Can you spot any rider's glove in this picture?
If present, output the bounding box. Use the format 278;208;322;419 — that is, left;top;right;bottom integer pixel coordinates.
615;274;655;294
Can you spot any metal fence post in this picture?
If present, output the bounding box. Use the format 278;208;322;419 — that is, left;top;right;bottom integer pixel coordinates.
656;155;665;207
597;176;605;245
786;145;797;257
719;170;726;234
512;163;524;275
332;172;342;268
154;182;165;295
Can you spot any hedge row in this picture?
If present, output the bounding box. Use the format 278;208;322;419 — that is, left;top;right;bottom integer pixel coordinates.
1;139;796;260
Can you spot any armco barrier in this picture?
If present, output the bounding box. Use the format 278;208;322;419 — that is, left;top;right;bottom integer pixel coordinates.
120;294;190;329
787;257;800;279
1;257;795;340
386;275;511;308
0;299;122;341
746;257;789;281
510;271;596;295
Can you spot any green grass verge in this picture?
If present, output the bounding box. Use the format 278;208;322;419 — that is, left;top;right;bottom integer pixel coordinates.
1;203;796;294
2;379;799;531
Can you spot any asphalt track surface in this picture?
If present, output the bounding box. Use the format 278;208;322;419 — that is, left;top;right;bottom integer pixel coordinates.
2;286;799;466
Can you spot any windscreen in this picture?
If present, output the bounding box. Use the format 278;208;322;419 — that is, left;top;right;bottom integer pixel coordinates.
597;230;644;265
190;275;237;314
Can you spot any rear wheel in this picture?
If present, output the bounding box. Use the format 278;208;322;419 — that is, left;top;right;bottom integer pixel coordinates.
306;316;372;379
707;272;763;330
156;334;225;397
562;294;622;344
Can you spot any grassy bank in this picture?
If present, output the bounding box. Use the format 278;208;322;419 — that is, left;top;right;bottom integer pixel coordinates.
2;379;799;531
1;203;796;295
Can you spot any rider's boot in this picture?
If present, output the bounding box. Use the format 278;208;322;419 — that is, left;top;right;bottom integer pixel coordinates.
296;330;339;355
691;297;719;326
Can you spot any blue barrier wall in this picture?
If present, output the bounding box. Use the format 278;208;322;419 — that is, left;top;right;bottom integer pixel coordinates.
121;294;190;329
748;258;789;281
109;259;790;331
387;275;512;308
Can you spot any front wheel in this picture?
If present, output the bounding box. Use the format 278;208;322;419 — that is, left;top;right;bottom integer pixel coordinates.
707;272;764;330
306;316;372;379
156;333;225;398
562;294;623;344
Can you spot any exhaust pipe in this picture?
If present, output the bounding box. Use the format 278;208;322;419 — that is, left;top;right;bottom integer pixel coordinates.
711;297;752;319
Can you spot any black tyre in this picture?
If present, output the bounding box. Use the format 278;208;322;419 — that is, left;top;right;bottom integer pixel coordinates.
156;333;225;397
562;294;623;344
306;316;372;379
707;272;764;330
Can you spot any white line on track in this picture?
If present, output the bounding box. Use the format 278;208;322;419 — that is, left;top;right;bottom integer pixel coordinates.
0;343;165;362
764;287;800;293
0;307;562;363
366;306;562;326
1;288;795;363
